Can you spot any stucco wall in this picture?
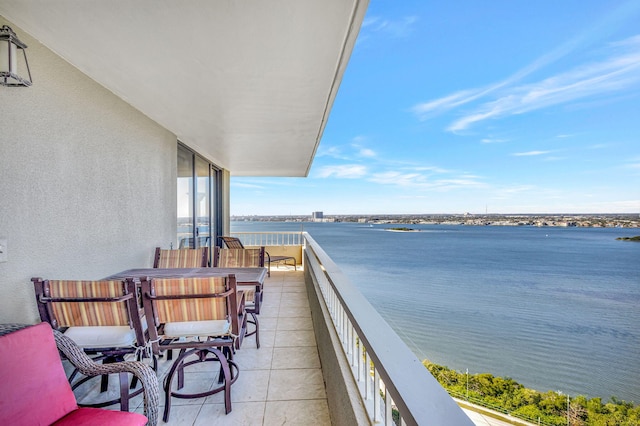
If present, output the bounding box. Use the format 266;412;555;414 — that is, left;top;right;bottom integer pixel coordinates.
0;17;177;323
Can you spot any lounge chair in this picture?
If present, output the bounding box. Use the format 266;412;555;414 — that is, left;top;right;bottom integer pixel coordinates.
220;236;296;276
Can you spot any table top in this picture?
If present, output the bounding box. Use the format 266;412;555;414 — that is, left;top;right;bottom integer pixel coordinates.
104;267;267;285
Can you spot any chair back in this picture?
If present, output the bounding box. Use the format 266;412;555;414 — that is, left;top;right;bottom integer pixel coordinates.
148;277;230;323
213;247;265;268
31;278;145;347
153;247;208;268
220;236;245;249
141;275;242;352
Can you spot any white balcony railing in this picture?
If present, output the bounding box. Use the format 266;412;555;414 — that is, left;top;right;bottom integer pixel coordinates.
233;230;473;426
229;231;303;247
302;232;472;425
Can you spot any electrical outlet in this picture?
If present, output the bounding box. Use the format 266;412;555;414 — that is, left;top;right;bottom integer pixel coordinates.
0;239;6;262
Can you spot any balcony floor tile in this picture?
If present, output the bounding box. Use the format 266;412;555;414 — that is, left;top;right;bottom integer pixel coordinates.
263;399;331;426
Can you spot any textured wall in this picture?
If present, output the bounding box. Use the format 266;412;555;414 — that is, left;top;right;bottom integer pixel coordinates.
0;17;177;323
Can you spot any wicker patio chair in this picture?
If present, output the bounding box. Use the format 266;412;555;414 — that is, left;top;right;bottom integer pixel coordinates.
153;246;209;268
140;275;244;421
31;277;148;412
0;322;159;426
220;236;296;276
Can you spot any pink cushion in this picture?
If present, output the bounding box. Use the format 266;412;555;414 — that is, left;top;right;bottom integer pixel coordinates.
0;323;78;425
53;407;148;426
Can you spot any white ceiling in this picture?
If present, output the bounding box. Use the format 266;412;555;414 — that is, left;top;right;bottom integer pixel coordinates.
0;1;368;176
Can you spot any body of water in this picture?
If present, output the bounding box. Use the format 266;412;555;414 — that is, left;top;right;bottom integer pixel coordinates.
231;221;640;403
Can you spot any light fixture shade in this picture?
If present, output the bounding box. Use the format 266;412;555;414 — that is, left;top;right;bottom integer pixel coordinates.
0;25;32;87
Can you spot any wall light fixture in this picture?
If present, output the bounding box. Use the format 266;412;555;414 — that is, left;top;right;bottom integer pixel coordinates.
0;25;32;86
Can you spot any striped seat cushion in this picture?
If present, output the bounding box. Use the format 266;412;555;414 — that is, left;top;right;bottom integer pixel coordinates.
48;280;130;327
157;248;206;268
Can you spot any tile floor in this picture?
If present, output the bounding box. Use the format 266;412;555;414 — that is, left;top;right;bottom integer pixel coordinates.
73;266;331;425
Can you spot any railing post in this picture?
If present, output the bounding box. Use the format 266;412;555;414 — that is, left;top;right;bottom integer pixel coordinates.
374;368;382;422
385;384;393;425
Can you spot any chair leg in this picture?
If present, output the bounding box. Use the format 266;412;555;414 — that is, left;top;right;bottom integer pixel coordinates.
219;352;233;414
119;371;130;412
177;349;187;390
246;312;260;349
99;354;123;393
100;355;117;392
218;347;234;383
162;347;236;422
100;374;109;393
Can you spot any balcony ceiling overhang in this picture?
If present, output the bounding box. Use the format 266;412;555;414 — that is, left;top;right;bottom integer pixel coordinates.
0;1;367;176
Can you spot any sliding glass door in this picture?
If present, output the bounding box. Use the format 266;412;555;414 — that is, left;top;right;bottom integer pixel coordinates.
177;145;194;249
177;143;222;263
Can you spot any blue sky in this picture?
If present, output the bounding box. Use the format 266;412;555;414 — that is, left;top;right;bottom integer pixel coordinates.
232;1;640;216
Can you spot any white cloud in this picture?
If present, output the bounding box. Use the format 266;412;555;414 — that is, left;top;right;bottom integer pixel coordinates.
358;148;376;157
410;165;452;174
361;17;380;28
489;185;542;201
481;138;509;144
512;151;553;157
362;15;418;38
411;32;640;132
318;137;377;160
315;165;368;179
446;34;640;131
231;182;265;189
411;89;481;119
369;170;485;191
369;171;424;186
349;137;377;158
500;185;538;194
410;24;588;121
316;146;347;159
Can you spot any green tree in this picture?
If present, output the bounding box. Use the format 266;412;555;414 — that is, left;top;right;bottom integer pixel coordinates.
422;360;639;425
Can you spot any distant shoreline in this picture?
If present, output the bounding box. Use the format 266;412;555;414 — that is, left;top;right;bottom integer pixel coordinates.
231;213;640;228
